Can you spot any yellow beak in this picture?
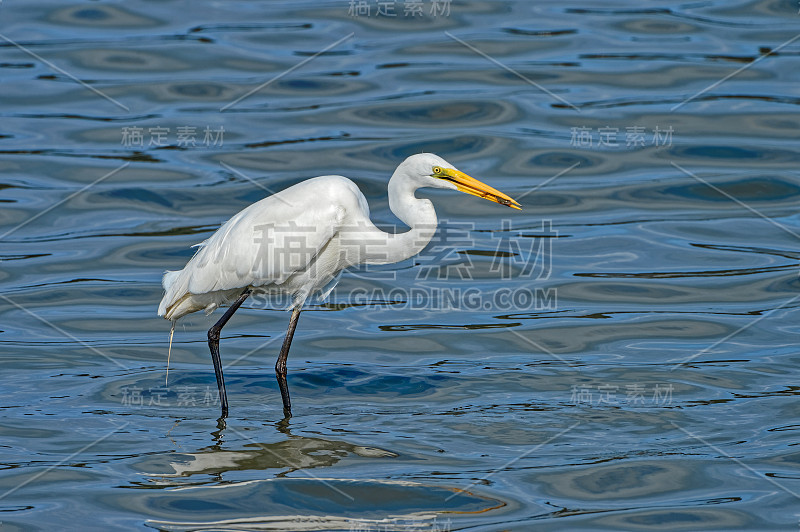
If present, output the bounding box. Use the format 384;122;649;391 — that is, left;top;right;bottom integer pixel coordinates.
443;169;521;210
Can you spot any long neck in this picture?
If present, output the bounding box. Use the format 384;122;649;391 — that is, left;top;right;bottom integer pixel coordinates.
362;171;437;265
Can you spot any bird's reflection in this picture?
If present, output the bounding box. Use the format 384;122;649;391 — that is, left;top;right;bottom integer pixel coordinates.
145;418;396;483
135;419;504;530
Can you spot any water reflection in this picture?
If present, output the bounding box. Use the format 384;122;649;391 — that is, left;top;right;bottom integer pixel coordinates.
136;419;398;483
123;420;504;531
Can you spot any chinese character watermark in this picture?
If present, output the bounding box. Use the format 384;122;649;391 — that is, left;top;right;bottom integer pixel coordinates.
243;218;559;312
570;383;674;406
348;515;452;532
348;0;452;17
120;386;220;408
250;219;554;284
121;125;224;148
489;220;557;281
570;126;673;148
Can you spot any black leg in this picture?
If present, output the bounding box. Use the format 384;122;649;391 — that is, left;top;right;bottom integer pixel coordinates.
207;289;251;418
276;307;301;418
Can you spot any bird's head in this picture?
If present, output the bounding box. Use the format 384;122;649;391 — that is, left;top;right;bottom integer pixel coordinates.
399;153;521;210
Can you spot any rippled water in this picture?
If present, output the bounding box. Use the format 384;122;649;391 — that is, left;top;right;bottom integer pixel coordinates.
2;0;799;530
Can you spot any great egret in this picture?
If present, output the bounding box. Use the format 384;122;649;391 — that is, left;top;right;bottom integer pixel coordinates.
158;153;520;418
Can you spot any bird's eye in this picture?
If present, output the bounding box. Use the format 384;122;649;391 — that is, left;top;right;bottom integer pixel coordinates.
432;166;443;175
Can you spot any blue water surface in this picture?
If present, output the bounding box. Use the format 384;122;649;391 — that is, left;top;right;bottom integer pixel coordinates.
1;0;799;530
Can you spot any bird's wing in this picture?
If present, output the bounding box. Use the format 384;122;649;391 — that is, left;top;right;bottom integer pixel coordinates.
159;175;364;317
187;198;344;295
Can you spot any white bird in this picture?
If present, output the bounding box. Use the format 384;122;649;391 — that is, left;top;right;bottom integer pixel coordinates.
158;153;520;418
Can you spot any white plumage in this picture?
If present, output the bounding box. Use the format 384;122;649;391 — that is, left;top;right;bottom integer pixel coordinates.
157;153;520;418
158;175;366;320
